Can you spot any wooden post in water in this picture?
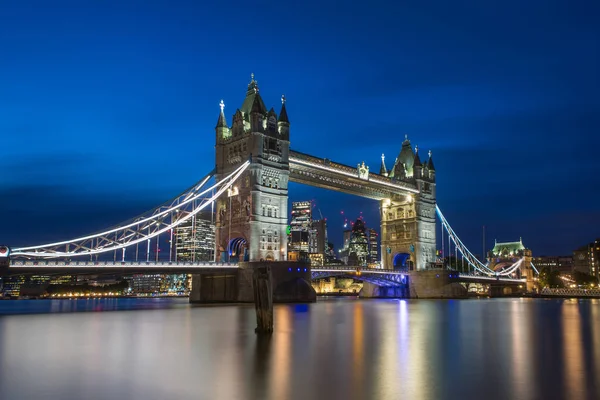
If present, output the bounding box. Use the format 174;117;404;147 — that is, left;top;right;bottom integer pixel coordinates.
253;265;273;334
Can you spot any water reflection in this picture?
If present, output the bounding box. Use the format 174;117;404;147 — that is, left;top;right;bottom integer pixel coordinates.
0;298;599;400
351;302;364;395
592;300;600;396
509;299;533;400
270;305;291;400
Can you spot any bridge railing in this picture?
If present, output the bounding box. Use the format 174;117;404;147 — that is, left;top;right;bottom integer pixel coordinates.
312;266;409;274
457;272;526;282
9;260;239;268
541;287;600;297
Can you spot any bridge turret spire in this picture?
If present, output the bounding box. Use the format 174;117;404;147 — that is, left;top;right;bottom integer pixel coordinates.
278;94;290;140
427;150;435;171
215;99;231;141
394;136;415;178
413;146;422;178
278;95;289;123
413;145;422;167
216;100;227;128
379;153;388;176
241;73;267;120
247;72;259;95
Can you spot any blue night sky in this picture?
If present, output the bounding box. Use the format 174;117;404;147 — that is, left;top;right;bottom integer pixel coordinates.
1;0;598;256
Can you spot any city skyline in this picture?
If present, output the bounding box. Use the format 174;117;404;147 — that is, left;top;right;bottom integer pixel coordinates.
1;1;598;256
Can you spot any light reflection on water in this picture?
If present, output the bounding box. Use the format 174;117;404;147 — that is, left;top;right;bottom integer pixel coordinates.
0;297;599;400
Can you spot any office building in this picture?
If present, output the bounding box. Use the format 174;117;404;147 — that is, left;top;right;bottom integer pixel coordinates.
175;210;215;262
368;228;379;267
573;239;600;280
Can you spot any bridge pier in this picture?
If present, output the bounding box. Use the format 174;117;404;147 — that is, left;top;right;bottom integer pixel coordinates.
189;261;316;304
359;281;410;298
188;271;239;303
488;283;526;297
356;270;467;299
408;270;467;298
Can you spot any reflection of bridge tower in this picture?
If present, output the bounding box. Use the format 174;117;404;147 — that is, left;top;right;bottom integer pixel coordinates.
380;137;437;271
488;238;534;290
214;75;290;262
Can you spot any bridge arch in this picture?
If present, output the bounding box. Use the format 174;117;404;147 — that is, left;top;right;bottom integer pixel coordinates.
393;253;411;269
227;237;248;262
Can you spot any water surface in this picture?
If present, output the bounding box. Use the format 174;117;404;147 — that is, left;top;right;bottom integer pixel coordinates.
0;297;599;400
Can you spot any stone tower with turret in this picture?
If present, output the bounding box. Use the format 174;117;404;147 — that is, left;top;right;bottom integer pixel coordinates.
214;74;290;262
379;136;437;270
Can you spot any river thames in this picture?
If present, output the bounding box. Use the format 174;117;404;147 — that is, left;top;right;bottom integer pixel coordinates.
0;297;599;400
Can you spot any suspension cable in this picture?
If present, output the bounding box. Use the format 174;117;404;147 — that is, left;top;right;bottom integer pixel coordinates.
436;205;527;277
12;162;249;258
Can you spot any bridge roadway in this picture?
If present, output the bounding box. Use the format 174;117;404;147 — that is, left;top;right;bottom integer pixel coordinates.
2;261;526;286
288;150;418;200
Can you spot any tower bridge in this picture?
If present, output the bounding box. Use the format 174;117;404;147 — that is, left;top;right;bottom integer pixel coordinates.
0;74;536;301
213;74;436;273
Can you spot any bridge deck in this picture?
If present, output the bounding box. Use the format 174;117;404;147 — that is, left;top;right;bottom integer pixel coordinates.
4;261;239;275
3;261;526;284
289;150;418;200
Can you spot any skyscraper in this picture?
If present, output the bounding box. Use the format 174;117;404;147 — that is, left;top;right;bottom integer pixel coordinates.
347;219;369;267
289;201;312;257
288;201;329;263
175;210;215;262
290;201;312;230
368;228;379;267
311;218;327;254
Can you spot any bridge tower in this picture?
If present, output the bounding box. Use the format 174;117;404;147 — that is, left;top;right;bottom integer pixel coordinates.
488;239;535;291
380;138;437;271
214;75;290;262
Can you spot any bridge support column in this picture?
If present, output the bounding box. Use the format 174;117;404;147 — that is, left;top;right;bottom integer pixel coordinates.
489;284;513;297
522;250;535;292
253;265;273;333
359;281;410;298
409;270;467;298
488;283;526;297
189;271;239;303
189;261;316;304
